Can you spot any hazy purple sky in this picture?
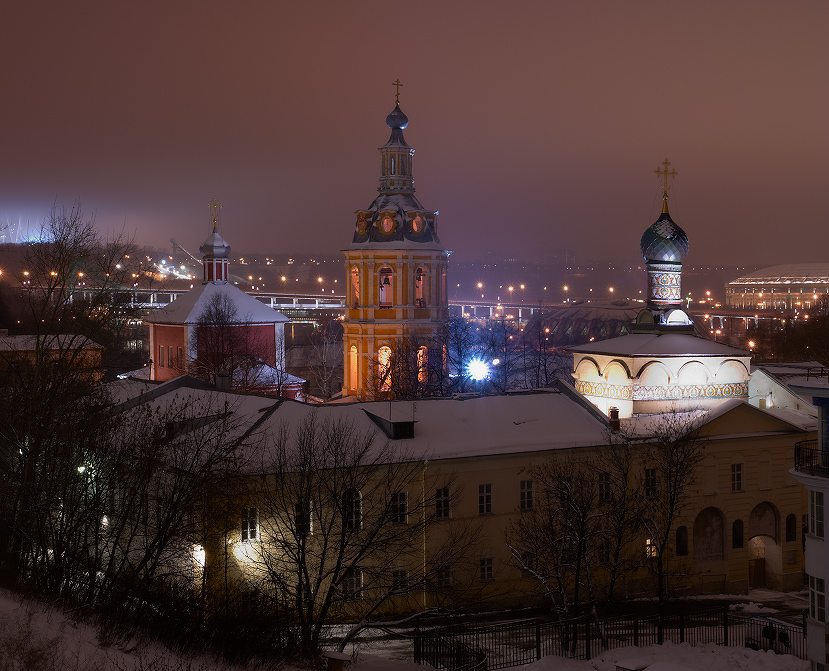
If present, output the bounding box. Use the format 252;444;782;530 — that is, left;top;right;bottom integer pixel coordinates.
1;2;825;266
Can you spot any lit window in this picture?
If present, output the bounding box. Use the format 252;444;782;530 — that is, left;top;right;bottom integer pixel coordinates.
378;346;392;392
731;463;743;492
645;538;657;558
349;345;358;390
520;480;533;510
378;267;393;306
241;508;258;542
415;267;427;307
417;346;428;384
436;486;450;519
480;557;493;582
479;483;492;515
351;267;360;307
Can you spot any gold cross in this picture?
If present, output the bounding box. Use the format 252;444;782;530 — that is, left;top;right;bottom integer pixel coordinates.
654;158;678;193
392;79;403;103
208;197;222;228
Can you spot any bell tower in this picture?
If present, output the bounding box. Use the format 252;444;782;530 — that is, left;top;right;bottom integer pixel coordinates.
342;85;450;400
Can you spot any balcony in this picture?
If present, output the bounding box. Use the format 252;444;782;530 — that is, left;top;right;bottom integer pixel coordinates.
794;440;829;478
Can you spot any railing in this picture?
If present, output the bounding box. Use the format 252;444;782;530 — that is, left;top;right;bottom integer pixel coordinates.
795;440;829;478
413;608;806;670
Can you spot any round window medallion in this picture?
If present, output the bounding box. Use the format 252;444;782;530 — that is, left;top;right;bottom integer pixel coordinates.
412;216;423;233
381;217;394;233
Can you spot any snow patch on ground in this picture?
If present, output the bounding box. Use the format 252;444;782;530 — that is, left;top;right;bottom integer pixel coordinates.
520;641;809;671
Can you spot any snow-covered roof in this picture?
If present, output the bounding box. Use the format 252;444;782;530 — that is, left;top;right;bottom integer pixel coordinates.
145;282;289;325
571;333;748;358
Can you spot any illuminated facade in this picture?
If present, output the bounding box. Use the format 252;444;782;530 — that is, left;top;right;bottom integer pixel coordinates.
726;264;829;311
342;97;449;400
573;163;752;417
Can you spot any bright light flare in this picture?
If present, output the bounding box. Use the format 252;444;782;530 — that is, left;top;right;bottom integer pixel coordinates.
467;358;490;381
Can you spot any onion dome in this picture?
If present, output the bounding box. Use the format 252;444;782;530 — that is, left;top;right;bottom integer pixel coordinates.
640;197;689;263
386;102;409;130
199;225;231;259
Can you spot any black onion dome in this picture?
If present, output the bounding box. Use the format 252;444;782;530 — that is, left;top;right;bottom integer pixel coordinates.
640;212;689;263
386;102;409;130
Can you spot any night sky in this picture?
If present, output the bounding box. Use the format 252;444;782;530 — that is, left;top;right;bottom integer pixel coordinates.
1;2;825;266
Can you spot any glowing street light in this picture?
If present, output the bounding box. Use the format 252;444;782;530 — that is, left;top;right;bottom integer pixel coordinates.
467;358;490;381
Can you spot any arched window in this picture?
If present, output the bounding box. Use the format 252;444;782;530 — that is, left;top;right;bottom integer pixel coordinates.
733;519;744;549
343;489;361;531
415;267;427;307
378;267;393;307
786;513;797;542
676;525;688;556
389;156;395;174
349;345;358;390
418;345;428;383
351;267;360;308
378;345;391;391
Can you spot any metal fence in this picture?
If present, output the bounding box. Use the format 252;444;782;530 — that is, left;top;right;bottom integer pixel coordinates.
413;608;806;670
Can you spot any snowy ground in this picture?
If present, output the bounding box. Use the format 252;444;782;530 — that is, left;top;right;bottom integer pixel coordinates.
0;587;812;671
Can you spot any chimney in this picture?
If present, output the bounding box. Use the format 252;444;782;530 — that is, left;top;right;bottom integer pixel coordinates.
608;407;620;432
216;372;231;392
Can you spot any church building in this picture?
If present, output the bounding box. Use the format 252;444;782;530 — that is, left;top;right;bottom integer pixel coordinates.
145;202;303;399
341;90;449;400
572;161;752;418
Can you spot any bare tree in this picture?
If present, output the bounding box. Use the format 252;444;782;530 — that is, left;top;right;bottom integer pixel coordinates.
232;413;479;657
631;410;707;627
304;318;342;401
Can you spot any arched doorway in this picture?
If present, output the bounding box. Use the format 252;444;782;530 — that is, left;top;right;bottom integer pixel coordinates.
747;502;781;588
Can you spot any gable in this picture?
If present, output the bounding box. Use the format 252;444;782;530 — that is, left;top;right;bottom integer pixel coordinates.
698;399;805;438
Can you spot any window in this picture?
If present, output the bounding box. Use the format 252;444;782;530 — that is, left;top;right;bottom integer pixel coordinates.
344;490;361;531
598;472;611;503
349;345;358;390
520;480;533;511
732;519;744;549
436;565;452;589
786;513;797;542
436;487;450;519
177;346;183;368
810;575;826;622
343;568;362;599
158;345;164;367
810;491;824;538
378;267;393;306
598;540;611;564
392;570;408;592
415;267;426;307
644;468;657;499
417;346;428;384
479;484;492;515
351;266;360;307
168;346;173;368
241;508;258;542
295;501;312;537
731;463;743;492
480;557;493;582
645;538;657;558
377;346;391;392
676;526;688;556
391;491;407;525
520;551;536;576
